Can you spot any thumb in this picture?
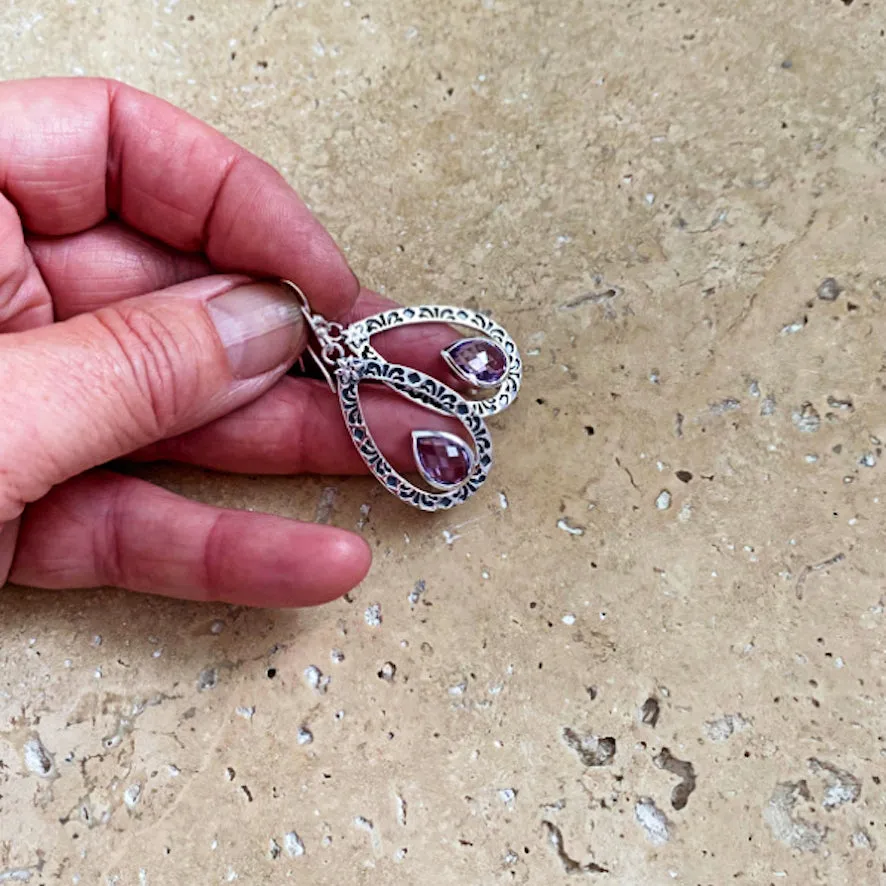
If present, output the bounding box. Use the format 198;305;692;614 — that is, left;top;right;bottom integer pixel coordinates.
0;276;306;521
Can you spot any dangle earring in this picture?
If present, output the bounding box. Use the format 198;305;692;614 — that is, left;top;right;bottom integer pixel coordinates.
283;280;522;512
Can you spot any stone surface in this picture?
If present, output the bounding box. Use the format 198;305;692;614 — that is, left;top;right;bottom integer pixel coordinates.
413;431;474;488
443;337;508;386
1;1;886;884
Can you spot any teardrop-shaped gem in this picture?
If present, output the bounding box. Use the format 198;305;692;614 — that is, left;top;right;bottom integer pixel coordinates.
412;430;475;490
442;337;508;388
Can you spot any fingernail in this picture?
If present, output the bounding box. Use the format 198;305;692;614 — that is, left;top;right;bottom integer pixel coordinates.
207;282;306;379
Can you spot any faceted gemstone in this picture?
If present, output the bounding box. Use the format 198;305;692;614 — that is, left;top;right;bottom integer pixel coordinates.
412;431;474;489
442;337;507;387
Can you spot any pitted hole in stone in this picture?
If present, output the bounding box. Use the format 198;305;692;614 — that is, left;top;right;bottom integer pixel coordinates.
23;735;54;778
284;831;305;858
640;697;661;727
197;667;217;691
562;727;616;767
654;748;697;810
635;799;670;845
542;821;609;874
764;780;825;851
817;277;843;301
808;758;861;809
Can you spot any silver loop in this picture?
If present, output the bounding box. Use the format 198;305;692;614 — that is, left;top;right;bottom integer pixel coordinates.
324;322;345;340
281;278;349;363
322;341;346;363
280;278;349;391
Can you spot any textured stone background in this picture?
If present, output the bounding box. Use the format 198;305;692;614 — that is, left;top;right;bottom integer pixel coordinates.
1;0;886;883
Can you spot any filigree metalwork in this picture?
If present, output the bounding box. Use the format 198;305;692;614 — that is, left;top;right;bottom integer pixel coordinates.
282;280;522;511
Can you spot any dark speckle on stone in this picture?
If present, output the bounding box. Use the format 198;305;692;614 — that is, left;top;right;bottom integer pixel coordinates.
640;697;661;727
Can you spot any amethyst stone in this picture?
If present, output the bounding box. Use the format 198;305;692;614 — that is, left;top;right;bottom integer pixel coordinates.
442;337;507;388
412;431;474;489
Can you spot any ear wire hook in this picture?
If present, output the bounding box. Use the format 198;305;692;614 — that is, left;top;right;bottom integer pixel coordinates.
281;279;344;394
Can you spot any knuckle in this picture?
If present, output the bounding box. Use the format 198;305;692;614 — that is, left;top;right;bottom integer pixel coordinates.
199;512;232;602
92;303;204;441
0;433;60;520
0;473;26;523
94;480;126;589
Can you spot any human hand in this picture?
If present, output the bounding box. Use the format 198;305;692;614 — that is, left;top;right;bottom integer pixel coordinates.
0;77;457;607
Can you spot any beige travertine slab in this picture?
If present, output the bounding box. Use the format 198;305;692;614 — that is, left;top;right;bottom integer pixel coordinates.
1;0;885;883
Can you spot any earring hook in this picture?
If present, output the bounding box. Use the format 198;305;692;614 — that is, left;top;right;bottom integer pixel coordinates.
281;279;342;393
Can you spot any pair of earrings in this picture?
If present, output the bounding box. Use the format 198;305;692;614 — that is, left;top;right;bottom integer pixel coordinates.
284;281;522;511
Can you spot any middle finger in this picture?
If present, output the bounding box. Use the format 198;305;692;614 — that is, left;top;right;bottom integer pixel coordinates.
27;220;211;316
28;222;466;380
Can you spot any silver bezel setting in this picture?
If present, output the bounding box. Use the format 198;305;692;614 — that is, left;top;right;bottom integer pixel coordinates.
411;429;477;491
343;306;522;418
440;337;509;390
336;357;492;512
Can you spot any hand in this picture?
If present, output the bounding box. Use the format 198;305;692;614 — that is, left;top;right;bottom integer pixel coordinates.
0;77;456;608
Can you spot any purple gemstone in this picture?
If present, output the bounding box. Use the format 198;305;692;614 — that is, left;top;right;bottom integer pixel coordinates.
412;431;474;489
443;337;507;387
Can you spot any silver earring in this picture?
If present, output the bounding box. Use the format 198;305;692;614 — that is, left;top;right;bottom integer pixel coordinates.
283;281;522;511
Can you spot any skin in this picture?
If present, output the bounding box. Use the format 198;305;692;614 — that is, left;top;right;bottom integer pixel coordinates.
0;77;464;608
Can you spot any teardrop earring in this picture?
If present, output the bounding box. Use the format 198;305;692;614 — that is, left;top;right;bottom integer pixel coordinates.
283;280;522;511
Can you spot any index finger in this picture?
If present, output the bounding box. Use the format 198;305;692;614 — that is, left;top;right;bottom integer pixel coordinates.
0;76;359;318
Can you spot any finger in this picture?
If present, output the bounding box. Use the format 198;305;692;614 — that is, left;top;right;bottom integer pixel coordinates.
131;376;463;475
8;471;370;606
0;194;52;331
27;221;210;317
0;276;306;523
0;517;20;585
0;77;358;317
23;233;465;384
